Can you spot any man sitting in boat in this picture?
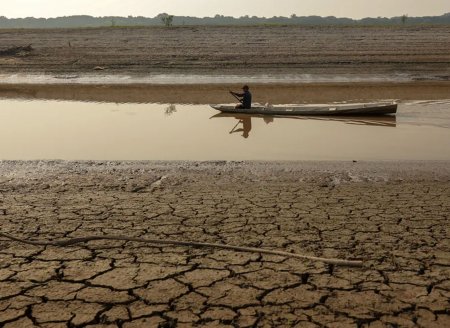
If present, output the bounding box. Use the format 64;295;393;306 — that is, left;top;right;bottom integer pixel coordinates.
230;85;252;109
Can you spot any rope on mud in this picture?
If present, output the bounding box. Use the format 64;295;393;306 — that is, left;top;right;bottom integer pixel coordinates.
0;232;363;267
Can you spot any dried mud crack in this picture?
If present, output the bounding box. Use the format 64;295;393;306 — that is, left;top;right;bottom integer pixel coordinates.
0;160;449;327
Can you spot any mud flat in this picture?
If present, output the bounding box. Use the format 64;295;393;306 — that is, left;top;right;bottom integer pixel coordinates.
0;160;449;327
1;25;450;79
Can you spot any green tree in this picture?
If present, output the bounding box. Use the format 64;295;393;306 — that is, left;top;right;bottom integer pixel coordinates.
160;13;174;27
401;14;408;25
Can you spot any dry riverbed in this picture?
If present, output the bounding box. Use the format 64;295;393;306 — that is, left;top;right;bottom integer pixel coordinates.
1;25;450;80
0;160;449;327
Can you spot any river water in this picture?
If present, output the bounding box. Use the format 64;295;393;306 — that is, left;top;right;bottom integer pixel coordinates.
0;99;449;161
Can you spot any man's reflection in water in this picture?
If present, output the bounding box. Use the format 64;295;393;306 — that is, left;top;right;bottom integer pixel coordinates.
230;115;274;138
231;117;252;138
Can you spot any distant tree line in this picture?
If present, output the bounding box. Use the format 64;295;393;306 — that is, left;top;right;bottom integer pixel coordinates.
0;13;449;28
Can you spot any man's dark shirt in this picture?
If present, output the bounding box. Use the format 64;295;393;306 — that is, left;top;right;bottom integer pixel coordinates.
237;90;252;109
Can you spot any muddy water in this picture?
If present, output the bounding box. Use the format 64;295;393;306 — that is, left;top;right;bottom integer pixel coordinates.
0;99;449;160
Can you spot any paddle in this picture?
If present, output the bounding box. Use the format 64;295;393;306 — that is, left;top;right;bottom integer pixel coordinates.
229;120;242;134
229;90;243;104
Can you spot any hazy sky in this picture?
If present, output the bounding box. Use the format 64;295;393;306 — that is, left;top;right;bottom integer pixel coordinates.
2;0;450;19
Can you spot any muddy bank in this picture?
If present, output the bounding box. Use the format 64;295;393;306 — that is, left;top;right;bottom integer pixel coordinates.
1;81;450;104
0;160;449;326
1;25;450;80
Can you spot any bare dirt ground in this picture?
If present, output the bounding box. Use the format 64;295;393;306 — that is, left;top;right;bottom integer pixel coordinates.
0;26;450;79
0;161;449;327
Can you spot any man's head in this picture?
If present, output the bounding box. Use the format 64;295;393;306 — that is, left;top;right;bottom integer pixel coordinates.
242;85;249;91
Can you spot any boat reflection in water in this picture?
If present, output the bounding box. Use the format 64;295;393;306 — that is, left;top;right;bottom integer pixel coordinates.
211;113;396;139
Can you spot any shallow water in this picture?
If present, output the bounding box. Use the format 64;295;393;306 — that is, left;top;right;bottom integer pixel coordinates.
0;99;449;160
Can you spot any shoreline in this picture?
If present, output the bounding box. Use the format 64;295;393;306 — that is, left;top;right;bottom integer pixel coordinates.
2;159;450;181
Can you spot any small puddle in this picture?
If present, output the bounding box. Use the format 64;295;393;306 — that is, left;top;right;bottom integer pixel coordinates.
0;99;449;160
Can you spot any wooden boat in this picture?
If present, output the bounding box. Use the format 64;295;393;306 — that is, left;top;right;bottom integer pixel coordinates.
211;102;397;116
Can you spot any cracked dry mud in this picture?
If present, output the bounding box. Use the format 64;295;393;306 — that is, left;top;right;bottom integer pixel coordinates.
0;161;449;327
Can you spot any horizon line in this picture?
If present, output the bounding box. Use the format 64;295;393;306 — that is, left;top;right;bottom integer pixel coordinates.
2;12;450;20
